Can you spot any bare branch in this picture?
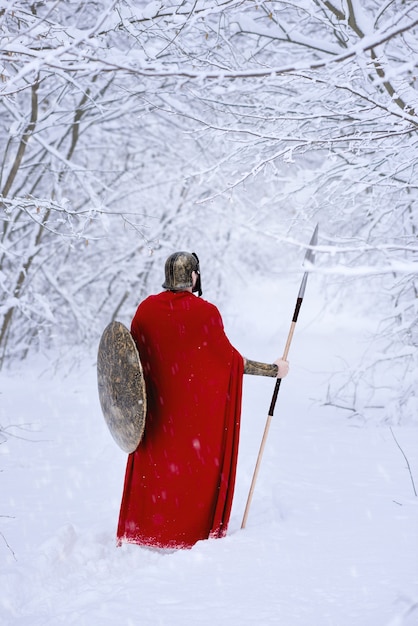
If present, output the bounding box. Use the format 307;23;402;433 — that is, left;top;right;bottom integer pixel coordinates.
390;427;417;497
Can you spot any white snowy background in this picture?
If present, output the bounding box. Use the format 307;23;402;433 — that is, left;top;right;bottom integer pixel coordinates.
1;1;418;624
1;275;417;626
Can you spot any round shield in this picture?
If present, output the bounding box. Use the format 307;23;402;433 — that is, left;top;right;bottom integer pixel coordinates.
97;321;146;453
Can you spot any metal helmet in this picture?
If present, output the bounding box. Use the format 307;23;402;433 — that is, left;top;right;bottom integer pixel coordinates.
162;251;202;296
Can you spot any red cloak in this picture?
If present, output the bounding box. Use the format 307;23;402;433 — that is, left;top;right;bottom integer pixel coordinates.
117;290;244;549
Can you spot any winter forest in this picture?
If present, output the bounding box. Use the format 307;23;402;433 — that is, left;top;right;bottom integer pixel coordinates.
1;0;418;419
1;0;417;416
1;1;418;625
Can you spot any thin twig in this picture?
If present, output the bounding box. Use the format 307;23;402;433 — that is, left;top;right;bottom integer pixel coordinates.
0;530;17;561
390;427;417;497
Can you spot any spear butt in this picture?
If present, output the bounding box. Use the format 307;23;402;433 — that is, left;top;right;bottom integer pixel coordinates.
241;410;275;529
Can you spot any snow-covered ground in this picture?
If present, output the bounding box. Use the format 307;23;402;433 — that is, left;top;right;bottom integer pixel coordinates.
1;277;417;625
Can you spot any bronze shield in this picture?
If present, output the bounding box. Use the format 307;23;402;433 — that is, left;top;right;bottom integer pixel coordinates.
97;321;146;453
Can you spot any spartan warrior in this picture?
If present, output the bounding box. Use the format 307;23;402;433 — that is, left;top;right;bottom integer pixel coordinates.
116;251;289;549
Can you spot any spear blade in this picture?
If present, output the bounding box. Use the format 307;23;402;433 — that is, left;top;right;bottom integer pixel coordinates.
303;223;319;267
298;223;319;299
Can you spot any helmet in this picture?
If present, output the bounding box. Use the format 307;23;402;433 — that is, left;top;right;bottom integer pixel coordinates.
162;251;202;296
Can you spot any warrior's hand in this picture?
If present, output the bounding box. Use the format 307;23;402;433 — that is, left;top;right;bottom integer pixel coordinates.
274;357;289;378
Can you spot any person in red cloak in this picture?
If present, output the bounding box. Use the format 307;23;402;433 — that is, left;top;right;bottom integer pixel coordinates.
117;252;288;549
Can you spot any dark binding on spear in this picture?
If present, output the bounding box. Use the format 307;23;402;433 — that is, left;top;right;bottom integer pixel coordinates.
241;224;319;529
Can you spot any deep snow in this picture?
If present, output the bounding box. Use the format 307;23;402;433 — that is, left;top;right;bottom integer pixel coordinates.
1;276;417;625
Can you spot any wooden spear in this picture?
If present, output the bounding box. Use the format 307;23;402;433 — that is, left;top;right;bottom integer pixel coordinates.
241;224;319;529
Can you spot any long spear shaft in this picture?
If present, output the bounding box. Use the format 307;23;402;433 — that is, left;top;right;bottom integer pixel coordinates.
241;225;319;529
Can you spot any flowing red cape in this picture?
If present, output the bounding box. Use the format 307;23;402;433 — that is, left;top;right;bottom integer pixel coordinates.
117;291;244;549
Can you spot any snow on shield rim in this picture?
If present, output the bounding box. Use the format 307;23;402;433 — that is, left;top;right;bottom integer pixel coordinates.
97;321;146;453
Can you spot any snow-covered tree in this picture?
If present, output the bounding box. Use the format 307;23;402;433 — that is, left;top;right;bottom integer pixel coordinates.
1;0;417;421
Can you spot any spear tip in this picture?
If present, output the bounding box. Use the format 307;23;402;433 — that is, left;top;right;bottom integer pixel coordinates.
303;223;319;267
